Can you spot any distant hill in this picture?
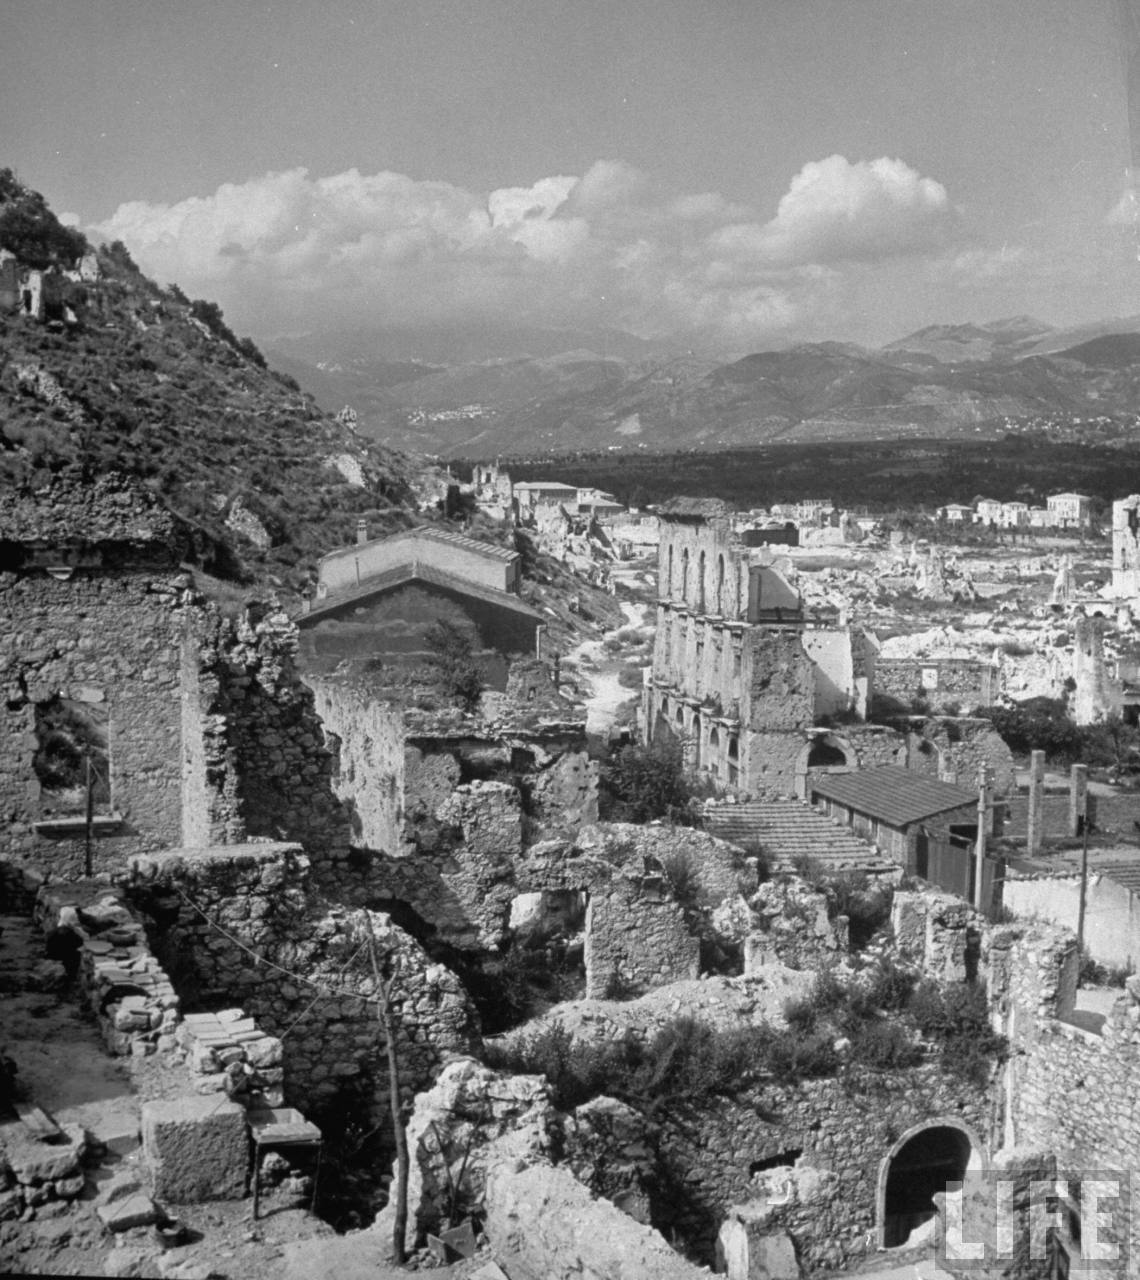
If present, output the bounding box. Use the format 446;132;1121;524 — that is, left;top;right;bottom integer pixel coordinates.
1053;332;1140;368
0;171;417;591
265;310;1140;459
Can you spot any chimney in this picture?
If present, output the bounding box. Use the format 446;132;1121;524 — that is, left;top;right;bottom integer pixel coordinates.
356;518;368;545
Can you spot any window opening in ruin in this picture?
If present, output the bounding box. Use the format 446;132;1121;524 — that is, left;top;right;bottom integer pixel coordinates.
807;739;847;768
33;696;110;814
733;647;742;679
698;550;706;611
749;1149;803;1177
681;548;689;600
667;545;674;596
716;554;725;615
882;1125;972;1248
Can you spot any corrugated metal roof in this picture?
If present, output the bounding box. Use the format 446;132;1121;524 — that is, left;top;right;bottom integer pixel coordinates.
811;766;976;828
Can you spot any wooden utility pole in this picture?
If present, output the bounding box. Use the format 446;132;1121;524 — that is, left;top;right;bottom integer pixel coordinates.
84;753;95;879
974;766;990;913
363;912;409;1265
1076;818;1090;956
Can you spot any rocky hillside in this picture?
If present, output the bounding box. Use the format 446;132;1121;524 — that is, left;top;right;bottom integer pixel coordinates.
0;172;417;592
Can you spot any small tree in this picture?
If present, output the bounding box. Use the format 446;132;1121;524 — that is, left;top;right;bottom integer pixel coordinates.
424;620;484;712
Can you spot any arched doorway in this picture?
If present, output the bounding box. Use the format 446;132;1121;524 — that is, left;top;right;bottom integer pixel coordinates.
877;1120;983;1249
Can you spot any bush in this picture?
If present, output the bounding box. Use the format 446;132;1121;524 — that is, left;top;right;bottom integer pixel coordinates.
601;736;698;824
909;979;1005;1085
849;1020;922;1070
658;848;704;909
424;620;485;712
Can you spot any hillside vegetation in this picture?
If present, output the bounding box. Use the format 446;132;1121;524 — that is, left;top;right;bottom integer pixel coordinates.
0;172;414;590
469;438;1140;514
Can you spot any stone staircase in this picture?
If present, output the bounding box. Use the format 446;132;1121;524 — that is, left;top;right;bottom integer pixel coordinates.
703;800;896;875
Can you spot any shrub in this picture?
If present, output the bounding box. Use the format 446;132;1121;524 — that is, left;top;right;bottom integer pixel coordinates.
658;848;703;909
849;1020;923;1071
909;979;1005;1085
601;736;698;824
424;620;485;713
763;1027;841;1083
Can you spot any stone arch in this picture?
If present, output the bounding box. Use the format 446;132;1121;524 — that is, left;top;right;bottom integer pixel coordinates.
708;725;720;776
794;733;855;799
716;553;725;615
697;550;706;611
681;548;689;602
912;736;943;778
876;1117;985;1250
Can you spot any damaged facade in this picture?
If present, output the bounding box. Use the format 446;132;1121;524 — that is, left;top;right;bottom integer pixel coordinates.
643;498;1012;814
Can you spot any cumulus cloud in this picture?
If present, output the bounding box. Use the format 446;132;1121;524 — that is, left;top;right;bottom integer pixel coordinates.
90;155;962;345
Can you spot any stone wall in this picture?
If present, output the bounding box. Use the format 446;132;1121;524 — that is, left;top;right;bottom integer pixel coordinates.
123;843;479;1124
584;871;699;998
874;658;997;715
484;1147;710;1280
193;611;353;868
658;1063;993;1272
1003;871;1140;970
0;564;192;875
994;925;1140;1266
905;717;1015;797
890;890;979;983
307;676;406;854
33;880;181;1058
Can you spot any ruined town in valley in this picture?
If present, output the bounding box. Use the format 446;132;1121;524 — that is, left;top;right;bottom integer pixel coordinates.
8;5;1140;1278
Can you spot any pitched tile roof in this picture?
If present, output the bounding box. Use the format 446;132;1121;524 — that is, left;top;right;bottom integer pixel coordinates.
319;524;518;566
810;766;976;828
703;800;894;873
297;562;543;625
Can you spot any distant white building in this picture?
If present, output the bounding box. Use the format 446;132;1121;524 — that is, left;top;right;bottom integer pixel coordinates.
999;502;1030;528
1047;492;1092;529
974;498;1002;525
938;503;972;523
513;481;580;510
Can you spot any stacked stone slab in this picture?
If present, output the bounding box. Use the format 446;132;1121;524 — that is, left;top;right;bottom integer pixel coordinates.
33;885;180;1057
0;1119;89;1222
177;1008;284;1107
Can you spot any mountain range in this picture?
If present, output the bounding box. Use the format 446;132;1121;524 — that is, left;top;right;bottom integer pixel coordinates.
265;315;1140;459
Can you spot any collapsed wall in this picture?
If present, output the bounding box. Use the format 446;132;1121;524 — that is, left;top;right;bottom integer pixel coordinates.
123;842;479;1126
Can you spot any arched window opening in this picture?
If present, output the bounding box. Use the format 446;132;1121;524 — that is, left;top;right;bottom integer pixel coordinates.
681;548;689;601
697;550;706;611
716;554;725;615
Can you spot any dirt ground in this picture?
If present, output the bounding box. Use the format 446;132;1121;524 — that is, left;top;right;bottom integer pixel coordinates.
0;914;510;1279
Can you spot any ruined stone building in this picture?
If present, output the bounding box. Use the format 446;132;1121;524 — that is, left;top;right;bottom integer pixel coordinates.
1111;494;1140;599
644;498;880;797
297;523;544;680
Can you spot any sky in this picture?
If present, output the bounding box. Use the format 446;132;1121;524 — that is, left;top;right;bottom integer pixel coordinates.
4;0;1140;352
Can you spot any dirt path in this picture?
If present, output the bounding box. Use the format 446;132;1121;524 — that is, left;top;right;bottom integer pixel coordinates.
567;600;653;736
